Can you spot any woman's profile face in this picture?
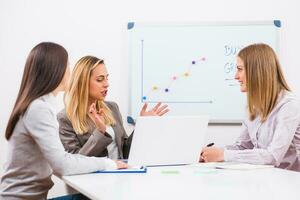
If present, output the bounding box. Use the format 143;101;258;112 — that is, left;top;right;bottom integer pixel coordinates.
89;64;109;101
235;56;246;93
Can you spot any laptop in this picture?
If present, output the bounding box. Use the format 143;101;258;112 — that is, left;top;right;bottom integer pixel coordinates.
128;115;209;167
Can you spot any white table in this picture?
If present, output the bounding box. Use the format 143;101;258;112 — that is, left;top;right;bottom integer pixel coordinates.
62;164;300;200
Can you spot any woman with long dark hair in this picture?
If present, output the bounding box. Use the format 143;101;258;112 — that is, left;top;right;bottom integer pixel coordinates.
0;42;127;200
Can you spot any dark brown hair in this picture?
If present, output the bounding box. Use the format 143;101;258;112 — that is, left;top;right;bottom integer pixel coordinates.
5;42;68;140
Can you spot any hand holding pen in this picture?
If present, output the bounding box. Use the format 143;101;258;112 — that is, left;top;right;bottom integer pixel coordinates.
200;142;225;162
199;143;214;162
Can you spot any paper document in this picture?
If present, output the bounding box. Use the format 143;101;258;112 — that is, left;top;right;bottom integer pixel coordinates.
215;163;274;170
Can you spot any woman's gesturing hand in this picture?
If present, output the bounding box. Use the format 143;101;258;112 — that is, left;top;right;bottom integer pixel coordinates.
140;102;169;116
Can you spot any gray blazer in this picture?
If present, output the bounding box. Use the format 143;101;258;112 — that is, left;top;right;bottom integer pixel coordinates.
57;101;132;159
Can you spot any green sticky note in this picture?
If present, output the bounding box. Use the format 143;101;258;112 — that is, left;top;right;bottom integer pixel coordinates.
161;170;179;174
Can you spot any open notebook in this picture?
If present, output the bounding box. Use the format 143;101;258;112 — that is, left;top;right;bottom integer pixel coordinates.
214;163;274;170
190;162;274;170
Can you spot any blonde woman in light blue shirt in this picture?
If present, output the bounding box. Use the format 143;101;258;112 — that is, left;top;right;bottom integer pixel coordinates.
201;43;300;171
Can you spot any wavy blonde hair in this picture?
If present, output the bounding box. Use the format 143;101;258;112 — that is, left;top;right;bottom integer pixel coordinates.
238;43;290;122
65;56;115;134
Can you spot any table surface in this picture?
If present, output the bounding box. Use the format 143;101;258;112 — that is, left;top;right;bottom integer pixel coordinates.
62;163;300;200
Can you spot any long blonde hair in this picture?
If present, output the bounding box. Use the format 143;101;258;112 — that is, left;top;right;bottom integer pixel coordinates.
65;56;115;134
238;43;290;122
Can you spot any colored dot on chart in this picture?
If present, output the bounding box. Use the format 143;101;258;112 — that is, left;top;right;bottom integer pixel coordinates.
201;57;206;61
172;76;177;80
192;61;196;64
152;86;158;90
142;96;147;100
164;88;169;92
184;72;189;77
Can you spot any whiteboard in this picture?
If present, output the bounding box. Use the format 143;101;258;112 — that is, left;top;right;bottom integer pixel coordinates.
127;21;281;123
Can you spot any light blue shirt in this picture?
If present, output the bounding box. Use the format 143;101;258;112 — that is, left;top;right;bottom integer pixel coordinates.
224;91;300;171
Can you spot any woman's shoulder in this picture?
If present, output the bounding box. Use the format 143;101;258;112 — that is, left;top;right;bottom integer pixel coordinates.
276;91;300;114
25;96;56;119
281;91;300;106
105;101;120;111
57;108;70;122
23;96;57;130
283;91;299;100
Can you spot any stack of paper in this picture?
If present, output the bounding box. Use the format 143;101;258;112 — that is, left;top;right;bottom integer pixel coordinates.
215;163;274;170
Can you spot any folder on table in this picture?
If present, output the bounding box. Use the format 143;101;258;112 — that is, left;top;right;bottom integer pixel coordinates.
94;166;147;173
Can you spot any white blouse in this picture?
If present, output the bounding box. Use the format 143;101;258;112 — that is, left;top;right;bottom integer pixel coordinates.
224;91;300;171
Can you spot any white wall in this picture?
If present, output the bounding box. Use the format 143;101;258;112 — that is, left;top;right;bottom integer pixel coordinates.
1;0;299;197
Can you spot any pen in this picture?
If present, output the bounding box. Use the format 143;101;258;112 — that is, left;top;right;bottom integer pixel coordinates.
206;142;214;147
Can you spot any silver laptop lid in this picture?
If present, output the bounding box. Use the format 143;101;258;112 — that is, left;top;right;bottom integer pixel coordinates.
128;115;209;166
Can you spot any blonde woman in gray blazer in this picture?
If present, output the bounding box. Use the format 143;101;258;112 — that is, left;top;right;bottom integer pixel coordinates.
58;56;169;160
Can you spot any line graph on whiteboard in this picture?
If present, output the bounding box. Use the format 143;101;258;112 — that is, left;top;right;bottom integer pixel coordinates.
140;40;237;104
140;39;217;104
